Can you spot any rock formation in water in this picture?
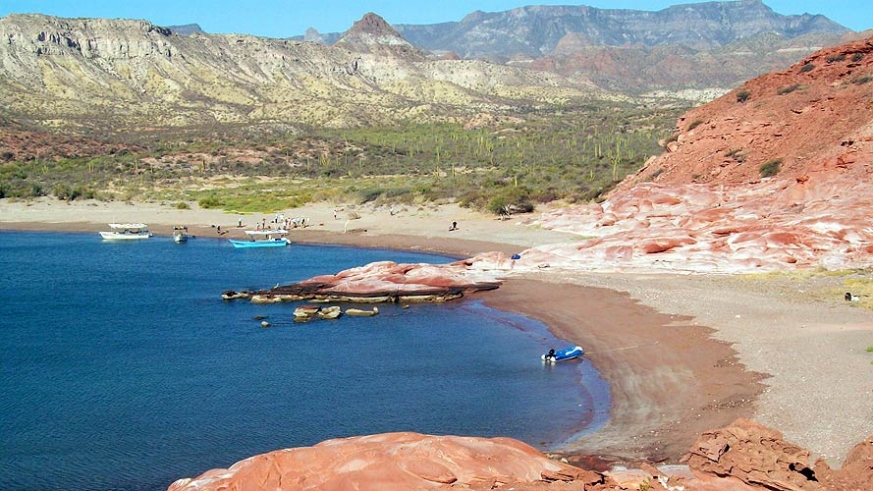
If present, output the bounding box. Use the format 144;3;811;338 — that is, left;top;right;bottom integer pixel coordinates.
222;260;500;304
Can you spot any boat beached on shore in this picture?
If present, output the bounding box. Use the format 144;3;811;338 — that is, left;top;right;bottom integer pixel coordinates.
542;345;584;363
229;230;290;248
99;223;152;241
173;226;189;243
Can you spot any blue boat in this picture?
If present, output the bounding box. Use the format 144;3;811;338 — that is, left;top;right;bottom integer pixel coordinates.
229;230;290;248
542;345;584;363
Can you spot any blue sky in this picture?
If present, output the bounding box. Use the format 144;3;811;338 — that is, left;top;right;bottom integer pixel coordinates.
1;1;869;37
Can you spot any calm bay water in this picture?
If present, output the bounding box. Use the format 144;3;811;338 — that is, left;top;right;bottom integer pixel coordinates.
0;230;609;491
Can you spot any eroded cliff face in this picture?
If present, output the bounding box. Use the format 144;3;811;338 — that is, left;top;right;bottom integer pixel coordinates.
0;14;589;130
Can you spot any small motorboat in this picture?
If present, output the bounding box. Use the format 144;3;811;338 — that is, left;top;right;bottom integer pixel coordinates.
542;345;583;363
99;223;152;240
230;230;290;248
173;226;189;243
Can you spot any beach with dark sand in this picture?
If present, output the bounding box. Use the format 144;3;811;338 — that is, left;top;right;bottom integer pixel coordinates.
3;197;871;466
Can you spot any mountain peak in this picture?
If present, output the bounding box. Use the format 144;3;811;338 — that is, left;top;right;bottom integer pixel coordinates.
335;13;423;58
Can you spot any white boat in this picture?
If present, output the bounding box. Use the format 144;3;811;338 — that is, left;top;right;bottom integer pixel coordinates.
99;223;152;241
173;226;189;243
229;229;290;248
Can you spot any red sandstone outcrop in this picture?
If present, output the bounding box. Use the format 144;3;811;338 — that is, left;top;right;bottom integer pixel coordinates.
223;260;501;304
516;175;873;273
683;419;873;491
621;36;873;190
166;432;600;491
512;36;873;274
166;422;873;491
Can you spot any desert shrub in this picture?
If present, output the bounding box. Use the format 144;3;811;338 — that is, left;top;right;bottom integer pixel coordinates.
852;53;865;62
725;148;745;162
646;168;664;182
759;158;782;178
799;63;815;73
198;194;222;209
853;75;872;85
867;346;873;353
486;186;533;215
826;54;847;63
736;90;751;103
777;84;801;95
174;201;190;210
51;183;78;200
357;187;386;203
687;119;704;131
662;133;679;146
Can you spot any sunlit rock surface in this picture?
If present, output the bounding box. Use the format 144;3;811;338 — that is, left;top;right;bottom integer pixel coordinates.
166;433;590;491
511;175;873;274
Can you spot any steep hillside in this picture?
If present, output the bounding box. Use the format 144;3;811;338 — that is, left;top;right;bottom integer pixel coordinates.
624;36;873;188
0;14;592;133
530;36;873;273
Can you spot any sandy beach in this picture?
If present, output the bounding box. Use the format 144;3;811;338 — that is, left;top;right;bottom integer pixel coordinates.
2;197;872;467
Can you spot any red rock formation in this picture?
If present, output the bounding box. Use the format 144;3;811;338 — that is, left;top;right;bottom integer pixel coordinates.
165;422;873;491
224;260;501;304
521;36;873;274
166;433;598;491
683;419;873;491
620;36;873;190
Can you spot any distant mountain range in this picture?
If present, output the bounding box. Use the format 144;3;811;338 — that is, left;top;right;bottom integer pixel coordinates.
297;0;857;94
302;0;849;58
0;0;862;133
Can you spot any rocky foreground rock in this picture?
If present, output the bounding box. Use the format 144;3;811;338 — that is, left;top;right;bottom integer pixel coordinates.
166;420;872;491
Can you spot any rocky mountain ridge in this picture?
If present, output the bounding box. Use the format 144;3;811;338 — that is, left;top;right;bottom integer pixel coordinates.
300;0;855;95
392;0;848;58
0;13;590;132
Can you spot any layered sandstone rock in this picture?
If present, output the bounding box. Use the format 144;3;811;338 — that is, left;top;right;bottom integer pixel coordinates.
224;260;501;304
166;433;597;491
165;422;873;491
683;419;873;491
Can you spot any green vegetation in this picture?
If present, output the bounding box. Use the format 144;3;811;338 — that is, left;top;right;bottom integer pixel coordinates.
826;54;847;63
866;346;873;353
799;63;815;73
759;158;782;178
852;53;865;63
0;102;684;214
777;84;801;95
736;90;751;103
687;119;704;131
854;75;872;85
725;148;746;162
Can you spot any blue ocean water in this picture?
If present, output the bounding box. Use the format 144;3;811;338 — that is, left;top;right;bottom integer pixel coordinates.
0;230;609;491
